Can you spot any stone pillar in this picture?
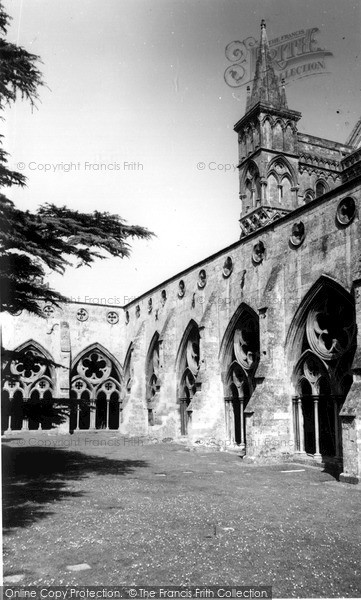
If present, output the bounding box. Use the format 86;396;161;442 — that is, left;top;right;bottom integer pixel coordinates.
75;403;80;431
293;398;299;452
105;400;110;431
339;278;361;484
59;321;71;433
297;398;305;453
334;398;340;458
239;398;244;445
118;403;123;429
313;397;321;459
90;401;96;429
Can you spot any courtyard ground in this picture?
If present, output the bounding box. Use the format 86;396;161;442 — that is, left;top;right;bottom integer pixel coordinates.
2;432;361;597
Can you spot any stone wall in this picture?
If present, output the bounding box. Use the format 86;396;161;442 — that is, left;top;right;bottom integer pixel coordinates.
3;174;361;479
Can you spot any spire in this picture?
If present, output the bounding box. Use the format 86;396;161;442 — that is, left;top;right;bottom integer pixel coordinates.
248;20;287;111
346;117;361;148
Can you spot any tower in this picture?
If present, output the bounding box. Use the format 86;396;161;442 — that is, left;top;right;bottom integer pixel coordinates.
234;20;302;237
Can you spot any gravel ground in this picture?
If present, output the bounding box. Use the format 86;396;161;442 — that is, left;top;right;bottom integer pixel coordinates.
2;432;361;597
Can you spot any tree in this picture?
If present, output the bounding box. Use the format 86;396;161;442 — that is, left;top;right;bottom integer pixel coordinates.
0;1;153;317
0;2;153;429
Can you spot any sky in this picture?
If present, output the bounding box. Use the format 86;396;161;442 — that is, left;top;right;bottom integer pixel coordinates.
4;0;361;305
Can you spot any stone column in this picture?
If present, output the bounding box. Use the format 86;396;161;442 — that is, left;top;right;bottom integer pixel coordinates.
293;398;299;452
297;398;305;453
74;403;80;431
239;398;244;445
118;402;123;430
339;278;361;482
105;400;110;431
22;399;29;431
90;401;96;429
313;397;321;459
334;397;340;458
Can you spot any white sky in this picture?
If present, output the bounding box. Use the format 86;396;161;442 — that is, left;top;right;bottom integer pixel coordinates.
4;0;361;305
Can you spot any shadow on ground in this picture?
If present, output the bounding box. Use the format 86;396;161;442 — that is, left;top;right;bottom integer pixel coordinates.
2;442;148;532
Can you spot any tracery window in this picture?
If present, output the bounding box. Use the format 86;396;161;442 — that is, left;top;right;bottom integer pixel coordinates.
1;342;55;432
243;163;261;209
221;308;260;449
289;279;356;459
146;334;161;426
70;346;122;431
177;322;201;436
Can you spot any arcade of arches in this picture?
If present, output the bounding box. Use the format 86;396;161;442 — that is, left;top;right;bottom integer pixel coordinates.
2;279;356;470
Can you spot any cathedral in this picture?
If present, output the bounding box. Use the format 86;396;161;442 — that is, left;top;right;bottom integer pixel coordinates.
2;21;361;484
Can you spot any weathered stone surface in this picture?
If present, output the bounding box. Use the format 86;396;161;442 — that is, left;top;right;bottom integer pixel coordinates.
3;20;361;483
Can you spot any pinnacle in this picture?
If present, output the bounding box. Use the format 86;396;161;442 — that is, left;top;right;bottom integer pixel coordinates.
247;20;287;112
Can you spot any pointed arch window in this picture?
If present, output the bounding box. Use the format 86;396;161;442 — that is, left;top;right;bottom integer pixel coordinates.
146;334;161;426
177;322;201;436
70;346;122;431
315;180;327;198
272;121;283;150
1;342;56;432
288;278;356;460
220;307;260;449
243;163;261;209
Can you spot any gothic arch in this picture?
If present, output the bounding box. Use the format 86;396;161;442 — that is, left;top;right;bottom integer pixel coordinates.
219;303;259;367
272;120;284;150
176;319;201;435
286;275;356;459
267;155;297;186
2;340;56;432
71;343;123;378
241;160;261;209
286;275;355;366
284;122;295;153
262;116;272;148
219;304;260;448
146;331;161;425
13;339;55;363
292;350;330;396
70;343;123;431
303;188;315;204
316;179;328;198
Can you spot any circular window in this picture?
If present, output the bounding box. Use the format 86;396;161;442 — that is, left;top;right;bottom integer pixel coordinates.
43;305;55;318
336;197;356;226
222;256;233;278
77;308;89;322
198;269;207;289
178;280;185;298
107;311;119;324
252;241;265;264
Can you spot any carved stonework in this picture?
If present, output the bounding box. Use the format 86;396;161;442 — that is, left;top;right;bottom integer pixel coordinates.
178;280;185;298
306;297;355;362
234;317;259;371
290;221;306;247
239;206;290;237
43;305;55;318
222;257;233;278
77;308;88;322
336;197;356;226
252;240;265;264
198;269;207;289
77;350;112;383
106;311;119;325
